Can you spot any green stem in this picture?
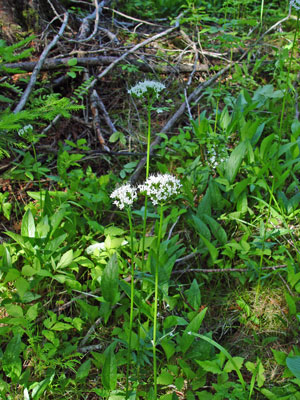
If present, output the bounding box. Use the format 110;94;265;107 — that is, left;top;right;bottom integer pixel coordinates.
260;0;264;32
138;96;153;394
153;203;164;399
126;207;135;399
31;142;43;213
279;13;299;138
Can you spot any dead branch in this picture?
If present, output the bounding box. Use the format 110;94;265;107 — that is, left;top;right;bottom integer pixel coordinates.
3;56;209;74
13;12;69;114
94;91;117;133
90;89;110;151
172;265;287;274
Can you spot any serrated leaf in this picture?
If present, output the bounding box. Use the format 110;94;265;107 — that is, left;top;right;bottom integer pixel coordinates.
51;322;73;331
224;357;244;372
197;359;223;374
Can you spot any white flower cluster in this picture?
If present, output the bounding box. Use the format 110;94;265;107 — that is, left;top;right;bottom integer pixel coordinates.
128;80;166;99
207;146;226;169
139;174;182;205
110;183;138;210
18;124;33;137
291;0;300;10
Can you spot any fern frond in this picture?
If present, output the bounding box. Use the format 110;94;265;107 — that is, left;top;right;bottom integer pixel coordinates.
72;76;94;102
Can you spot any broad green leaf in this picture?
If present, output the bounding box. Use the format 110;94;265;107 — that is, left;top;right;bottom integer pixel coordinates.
36;216;50;238
191;215;211;240
157;370;173;385
286;356;300;379
51;322;73;331
202;214;227;245
45;233;67;255
101;253;119;304
219;106;231;131
26;304;39;321
285;291;296;315
224;140;248;184
5;304;24;318
22;265;37;277
4;268;20;282
199;234;218;262
163;315;187;329
224;357;244;372
2;334;22;380
15;276;30;298
21;209;35;238
185;279;201;311
179;307;207;354
102;343;117;391
2;246;12;269
31;371;55;400
76;359;91;380
68;58;78;66
197;359;223;374
161;339;176;361
57;249;73;269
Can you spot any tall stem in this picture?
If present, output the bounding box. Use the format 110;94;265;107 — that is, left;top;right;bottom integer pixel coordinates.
279;13;299;139
141;98;152;270
153;203;164;399
126;207;135;399
138;96;152;392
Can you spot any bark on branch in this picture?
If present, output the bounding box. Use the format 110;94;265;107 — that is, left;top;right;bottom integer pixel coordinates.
3;56;209;74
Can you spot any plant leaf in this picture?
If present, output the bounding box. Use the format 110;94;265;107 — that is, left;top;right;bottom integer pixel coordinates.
102;343;117;391
101;253;119;304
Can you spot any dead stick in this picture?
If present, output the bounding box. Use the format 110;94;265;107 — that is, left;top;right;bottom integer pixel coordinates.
42;19;181;134
90;89;110;151
172;265;287;274
14;13;69;114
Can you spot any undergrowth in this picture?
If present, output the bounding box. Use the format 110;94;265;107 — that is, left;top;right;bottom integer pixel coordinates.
0;0;300;399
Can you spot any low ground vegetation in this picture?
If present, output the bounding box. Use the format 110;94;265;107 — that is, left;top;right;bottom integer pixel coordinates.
0;0;300;399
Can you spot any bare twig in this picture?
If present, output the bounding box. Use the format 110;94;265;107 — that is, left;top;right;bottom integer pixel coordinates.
13;13;69;114
76;0;103;42
90;89;110;151
3;56;208;73
42;18;181;134
94;90;117;133
103;6;162;26
78;343;103;353
172;265;287;274
80;317;102;347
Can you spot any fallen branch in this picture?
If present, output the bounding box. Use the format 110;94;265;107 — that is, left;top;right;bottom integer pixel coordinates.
13;13;69;113
90;89;110;151
172;264;287;274
3;56;208;74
